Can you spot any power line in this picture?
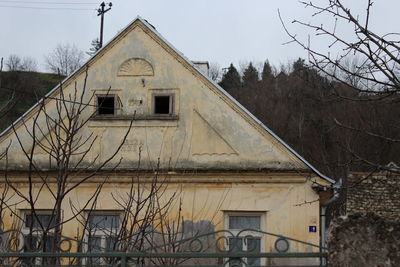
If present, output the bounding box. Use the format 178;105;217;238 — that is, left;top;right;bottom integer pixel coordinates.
0;5;95;10
0;0;97;4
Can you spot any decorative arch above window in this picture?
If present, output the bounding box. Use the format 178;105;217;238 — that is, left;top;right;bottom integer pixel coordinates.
117;58;154;76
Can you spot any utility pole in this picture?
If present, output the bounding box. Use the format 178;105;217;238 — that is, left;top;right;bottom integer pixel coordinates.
97;2;112;48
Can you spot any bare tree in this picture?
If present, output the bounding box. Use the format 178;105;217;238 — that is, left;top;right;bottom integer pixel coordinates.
20;56;38;72
0;66;133;264
0;64;203;265
5;55;21;72
280;0;400;95
280;0;400;174
5;55;37;72
0;58;16;120
45;43;85;76
208;62;222;82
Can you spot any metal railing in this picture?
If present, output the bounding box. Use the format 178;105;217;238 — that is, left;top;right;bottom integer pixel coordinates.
0;229;328;266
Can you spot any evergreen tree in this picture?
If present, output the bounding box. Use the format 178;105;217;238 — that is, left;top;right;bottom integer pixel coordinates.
86;38;101;56
219;63;241;91
261;60;273;81
292;58;307;72
242;62;259;88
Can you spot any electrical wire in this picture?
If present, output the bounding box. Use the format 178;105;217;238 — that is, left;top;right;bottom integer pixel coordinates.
0;5;95;10
0;0;97;4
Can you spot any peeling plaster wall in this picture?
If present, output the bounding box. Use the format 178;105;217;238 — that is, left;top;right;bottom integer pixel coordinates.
1;176;321;255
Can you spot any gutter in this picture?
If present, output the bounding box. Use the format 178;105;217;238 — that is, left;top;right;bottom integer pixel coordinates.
320;179;342;257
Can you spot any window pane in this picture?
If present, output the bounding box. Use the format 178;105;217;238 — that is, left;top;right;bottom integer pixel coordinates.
23;235;55;265
229;237;243;267
154;95;171;114
247;238;261;266
98;96;115;115
25;214;56;229
229;216;260;230
229;237;243;252
23;235;54;251
42;235;55;252
88;236;102;252
106;236;119;252
42;236;55;265
89;214;120;229
88;236;102;265
24;235;39;252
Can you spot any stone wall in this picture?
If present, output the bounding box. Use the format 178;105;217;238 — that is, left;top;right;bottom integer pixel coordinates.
328;213;400;267
347;172;400;221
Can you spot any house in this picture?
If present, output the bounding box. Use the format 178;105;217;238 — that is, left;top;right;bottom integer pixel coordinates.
0;17;335;265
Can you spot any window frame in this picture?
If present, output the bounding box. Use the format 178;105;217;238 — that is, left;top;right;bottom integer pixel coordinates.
84;211;122;265
20;210;57;265
224;212;266;267
152;93;174;116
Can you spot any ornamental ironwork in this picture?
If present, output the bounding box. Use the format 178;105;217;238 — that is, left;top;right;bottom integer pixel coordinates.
0;228;328;266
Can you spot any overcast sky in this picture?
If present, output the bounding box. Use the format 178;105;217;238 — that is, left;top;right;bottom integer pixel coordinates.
1;0;399;72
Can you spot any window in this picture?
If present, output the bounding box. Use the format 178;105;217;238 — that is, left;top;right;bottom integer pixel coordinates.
21;211;56;265
25;213;56;229
226;213;264;267
97;95;116;115
85;213;121;265
153;94;174;115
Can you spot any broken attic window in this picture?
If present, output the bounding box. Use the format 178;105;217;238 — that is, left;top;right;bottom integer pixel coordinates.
97;96;115;115
153;95;173;115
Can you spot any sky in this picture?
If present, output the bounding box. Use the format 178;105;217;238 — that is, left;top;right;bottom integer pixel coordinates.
1;0;399;72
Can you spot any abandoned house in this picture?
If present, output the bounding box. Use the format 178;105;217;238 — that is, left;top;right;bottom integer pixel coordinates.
0;17;336;265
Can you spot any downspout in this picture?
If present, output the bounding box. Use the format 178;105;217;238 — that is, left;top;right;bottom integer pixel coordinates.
320;179;341;265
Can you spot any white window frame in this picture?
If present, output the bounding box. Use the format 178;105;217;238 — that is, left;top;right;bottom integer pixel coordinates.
20;210;56;265
84;212;122;265
224;212;266;267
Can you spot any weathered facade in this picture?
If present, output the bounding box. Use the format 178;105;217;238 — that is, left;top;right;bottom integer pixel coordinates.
0;17;334;264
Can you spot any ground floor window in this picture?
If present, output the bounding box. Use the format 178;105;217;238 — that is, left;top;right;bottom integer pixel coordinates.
85;212;121;265
21;211;56;265
225;212;265;267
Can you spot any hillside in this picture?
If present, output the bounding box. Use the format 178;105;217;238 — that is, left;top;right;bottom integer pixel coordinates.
0;71;64;132
220;59;400;179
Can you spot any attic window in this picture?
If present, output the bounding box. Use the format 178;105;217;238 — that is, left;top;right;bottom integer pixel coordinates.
97;95;115;115
153;94;173;115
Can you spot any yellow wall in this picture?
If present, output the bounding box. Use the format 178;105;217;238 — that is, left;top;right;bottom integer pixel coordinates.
1;173;321;253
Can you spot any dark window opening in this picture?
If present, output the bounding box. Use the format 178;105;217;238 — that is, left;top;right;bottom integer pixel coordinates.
25;214;56;229
97;96;115;115
154;95;172;115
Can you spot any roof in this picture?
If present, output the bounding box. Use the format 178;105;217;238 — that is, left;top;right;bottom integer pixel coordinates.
0;16;335;184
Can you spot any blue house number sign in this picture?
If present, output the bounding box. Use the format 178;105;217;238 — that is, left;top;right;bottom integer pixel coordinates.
309;226;317;232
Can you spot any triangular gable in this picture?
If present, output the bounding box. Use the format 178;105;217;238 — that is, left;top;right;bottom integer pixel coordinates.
0;17;334;184
191;110;238;156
